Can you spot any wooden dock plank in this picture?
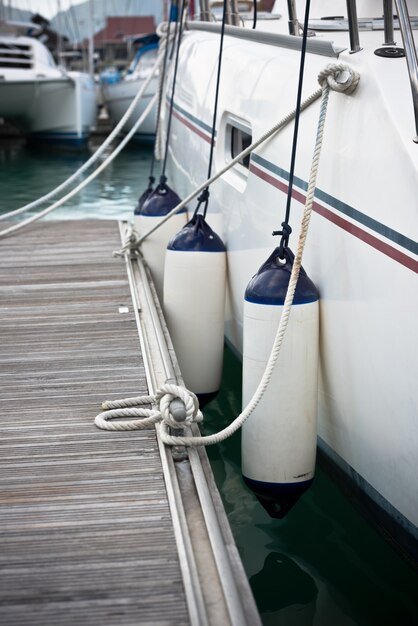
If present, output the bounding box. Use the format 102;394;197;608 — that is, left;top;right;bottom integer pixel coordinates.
0;220;190;626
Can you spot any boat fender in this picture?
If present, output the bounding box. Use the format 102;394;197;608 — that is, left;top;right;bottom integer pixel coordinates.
242;246;319;518
164;214;226;406
135;177;188;300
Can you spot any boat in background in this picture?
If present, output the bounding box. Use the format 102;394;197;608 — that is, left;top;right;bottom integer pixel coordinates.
101;34;159;143
160;0;418;562
0;21;97;147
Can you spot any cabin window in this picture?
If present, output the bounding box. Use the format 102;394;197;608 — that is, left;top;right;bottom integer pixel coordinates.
0;44;33;69
230;125;252;169
222;115;252;192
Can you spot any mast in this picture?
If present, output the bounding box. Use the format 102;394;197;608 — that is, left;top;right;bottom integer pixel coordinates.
56;0;63;65
87;0;94;77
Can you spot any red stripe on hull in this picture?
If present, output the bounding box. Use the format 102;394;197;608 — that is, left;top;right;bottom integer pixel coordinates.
171;108;212;143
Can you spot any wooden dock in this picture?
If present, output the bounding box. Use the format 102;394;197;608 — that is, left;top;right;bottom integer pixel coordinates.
0;220;260;626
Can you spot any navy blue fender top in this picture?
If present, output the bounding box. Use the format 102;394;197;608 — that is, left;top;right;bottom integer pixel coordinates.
168;214;226;252
245;247;319;306
139;182;187;216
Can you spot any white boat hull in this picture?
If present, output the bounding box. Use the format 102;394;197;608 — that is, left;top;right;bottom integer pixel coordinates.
163;24;418;556
0;73;96;146
102;76;158;143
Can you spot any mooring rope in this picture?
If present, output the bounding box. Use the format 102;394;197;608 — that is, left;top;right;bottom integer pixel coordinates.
96;64;360;444
0;21;174;226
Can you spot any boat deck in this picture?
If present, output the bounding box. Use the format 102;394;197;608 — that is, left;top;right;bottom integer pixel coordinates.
0;220;260;626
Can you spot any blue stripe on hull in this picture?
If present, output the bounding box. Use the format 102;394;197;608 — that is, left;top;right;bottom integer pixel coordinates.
251;153;418;256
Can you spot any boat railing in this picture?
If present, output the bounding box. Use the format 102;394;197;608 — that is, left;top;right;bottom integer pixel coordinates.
197;0;418;142
287;0;418;143
394;0;418;142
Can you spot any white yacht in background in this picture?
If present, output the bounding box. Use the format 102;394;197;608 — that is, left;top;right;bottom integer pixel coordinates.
101;34;159;143
0;22;96;147
160;0;418;561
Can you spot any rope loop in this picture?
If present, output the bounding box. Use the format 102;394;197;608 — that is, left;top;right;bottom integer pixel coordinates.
95;384;203;432
318;63;360;95
112;223;140;257
94;406;161;431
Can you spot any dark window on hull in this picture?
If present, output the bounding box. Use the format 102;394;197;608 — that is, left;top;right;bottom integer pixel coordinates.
230;126;252;169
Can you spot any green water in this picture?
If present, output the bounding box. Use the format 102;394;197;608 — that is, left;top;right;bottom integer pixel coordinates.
1;141;417;626
0;139;154;219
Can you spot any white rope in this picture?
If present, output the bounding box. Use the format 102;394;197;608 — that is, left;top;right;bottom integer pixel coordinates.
154;23;170;162
0;93;158;239
95;383;203;431
95;63;360;446
0;22;173;224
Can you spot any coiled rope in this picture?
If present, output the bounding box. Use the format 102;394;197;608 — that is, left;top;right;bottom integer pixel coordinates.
0;21;174;230
96;63;360;444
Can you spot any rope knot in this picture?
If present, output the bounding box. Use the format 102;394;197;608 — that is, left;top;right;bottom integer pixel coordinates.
155;384;203;430
318;63;360;95
197;188;210;204
95;383;203;433
112;225;140;257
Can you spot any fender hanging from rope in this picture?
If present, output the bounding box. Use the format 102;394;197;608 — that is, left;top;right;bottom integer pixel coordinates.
163;213;226;406
135;0;188;300
241;246;319;518
96;63;361;504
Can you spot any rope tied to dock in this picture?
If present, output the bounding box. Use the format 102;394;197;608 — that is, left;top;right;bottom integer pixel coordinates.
95;383;203;432
100;63;361;445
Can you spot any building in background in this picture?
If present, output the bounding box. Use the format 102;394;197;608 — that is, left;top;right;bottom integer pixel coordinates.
91;16;156;70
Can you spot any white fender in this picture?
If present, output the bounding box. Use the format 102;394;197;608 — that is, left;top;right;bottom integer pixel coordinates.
242;247;319;518
163;214;226;403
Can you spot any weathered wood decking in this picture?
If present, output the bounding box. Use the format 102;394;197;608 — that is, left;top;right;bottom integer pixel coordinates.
0;221;189;625
0;219;261;626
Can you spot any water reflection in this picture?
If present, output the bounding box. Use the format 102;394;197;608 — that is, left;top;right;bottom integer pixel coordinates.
250;553;317;626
